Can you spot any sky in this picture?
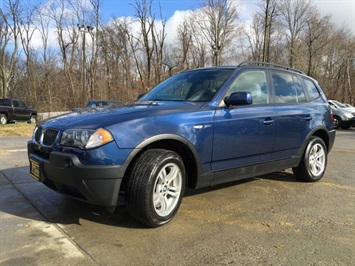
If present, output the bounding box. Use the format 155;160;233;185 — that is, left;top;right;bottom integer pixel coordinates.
15;0;355;50
99;0;355;34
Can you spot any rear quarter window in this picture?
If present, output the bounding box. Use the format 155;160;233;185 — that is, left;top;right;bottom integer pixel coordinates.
303;78;321;101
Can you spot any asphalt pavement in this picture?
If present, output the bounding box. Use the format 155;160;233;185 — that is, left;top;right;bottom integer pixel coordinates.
0;129;354;265
0;137;95;265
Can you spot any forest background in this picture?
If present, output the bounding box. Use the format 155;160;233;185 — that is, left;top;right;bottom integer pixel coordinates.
1;0;354;112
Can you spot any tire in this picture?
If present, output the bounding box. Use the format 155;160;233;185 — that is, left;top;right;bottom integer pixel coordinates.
333;116;341;129
292;137;327;182
341;124;351;129
0;114;8;125
125;149;186;227
29;115;37;124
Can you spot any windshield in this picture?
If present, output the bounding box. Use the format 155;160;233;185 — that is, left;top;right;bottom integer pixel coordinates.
139;69;234;102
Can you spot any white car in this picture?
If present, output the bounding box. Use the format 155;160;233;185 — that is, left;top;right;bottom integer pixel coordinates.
328;100;355;129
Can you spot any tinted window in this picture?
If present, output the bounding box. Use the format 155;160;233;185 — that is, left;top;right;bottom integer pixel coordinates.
272;72;306;103
273;72;294;103
293;76;306;103
17;100;26;108
303;78;320;101
227;71;268;104
0;99;11;106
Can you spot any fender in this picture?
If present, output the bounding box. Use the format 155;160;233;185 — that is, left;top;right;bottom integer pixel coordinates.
121;133;204;180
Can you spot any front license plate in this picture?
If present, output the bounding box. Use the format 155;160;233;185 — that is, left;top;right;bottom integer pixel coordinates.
30;158;41;181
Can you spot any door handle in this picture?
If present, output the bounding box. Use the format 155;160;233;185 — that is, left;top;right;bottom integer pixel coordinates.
305;115;312;121
263;118;274;125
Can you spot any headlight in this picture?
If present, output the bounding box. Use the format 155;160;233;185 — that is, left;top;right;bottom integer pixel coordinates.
60;128;113;149
344;112;354;119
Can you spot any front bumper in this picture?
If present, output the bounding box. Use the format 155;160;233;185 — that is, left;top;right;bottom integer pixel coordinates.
344;117;355;127
328;129;336;152
27;141;126;207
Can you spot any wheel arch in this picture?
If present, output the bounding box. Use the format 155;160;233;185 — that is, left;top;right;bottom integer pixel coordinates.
311;128;331;152
120;134;201;194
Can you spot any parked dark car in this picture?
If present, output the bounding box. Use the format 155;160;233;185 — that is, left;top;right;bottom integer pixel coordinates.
28;62;335;227
72;100;119;111
0;98;37;125
328;100;355;129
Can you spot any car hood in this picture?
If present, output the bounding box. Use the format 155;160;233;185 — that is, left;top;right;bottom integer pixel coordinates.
331;106;355;113
41;101;206;130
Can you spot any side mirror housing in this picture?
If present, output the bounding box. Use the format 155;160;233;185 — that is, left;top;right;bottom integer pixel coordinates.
224;92;253;107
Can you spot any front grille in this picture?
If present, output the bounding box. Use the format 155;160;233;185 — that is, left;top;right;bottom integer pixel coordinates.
34;126;42;142
43;129;59;146
34;126;60;147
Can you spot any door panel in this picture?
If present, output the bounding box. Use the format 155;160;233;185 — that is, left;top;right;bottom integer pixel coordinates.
272;104;313;159
212;105;276;171
271;71;312;159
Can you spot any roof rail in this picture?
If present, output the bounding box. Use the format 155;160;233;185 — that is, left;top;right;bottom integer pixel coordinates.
238;61;305;74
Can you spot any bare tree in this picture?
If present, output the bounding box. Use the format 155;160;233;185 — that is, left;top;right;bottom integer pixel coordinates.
152;4;167;84
244;14;264;61
256;0;279;62
132;0;156;90
19;3;38;102
189;17;209;68
194;0;239;65
35;4;55;111
87;0;103;99
0;0;21;98
302;11;331;76
279;0;313;67
98;19;134;101
320;28;355;104
175;19;193;71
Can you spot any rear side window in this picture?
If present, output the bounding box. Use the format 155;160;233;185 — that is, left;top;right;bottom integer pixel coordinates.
293;76;307;103
272;72;306;103
17;101;26;108
303;78;320;101
0;99;11;106
227;71;268;104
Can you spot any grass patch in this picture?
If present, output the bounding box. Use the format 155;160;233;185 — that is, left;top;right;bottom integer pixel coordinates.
0;123;35;137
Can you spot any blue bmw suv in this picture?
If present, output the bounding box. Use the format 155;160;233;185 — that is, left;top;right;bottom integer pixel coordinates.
28;62;336;227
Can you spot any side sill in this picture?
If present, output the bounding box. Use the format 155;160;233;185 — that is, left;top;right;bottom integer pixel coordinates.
211;157;300;186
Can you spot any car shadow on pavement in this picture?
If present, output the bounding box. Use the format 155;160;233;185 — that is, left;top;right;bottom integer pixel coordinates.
185;170;299;197
256;171;300;182
0;166;299;229
0;166;144;229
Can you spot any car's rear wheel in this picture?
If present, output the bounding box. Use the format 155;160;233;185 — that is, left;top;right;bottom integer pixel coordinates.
292;137;327;182
125;149;185;227
0;114;8;125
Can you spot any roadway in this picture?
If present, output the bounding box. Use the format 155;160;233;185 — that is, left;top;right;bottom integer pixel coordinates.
0;129;354;265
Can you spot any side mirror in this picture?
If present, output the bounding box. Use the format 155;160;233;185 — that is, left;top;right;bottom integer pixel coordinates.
224;92;253;107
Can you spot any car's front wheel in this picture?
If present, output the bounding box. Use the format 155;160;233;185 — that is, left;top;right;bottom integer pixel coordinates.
292;137;327;182
125;149;186;227
333;116;341;129
29;115;37;124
